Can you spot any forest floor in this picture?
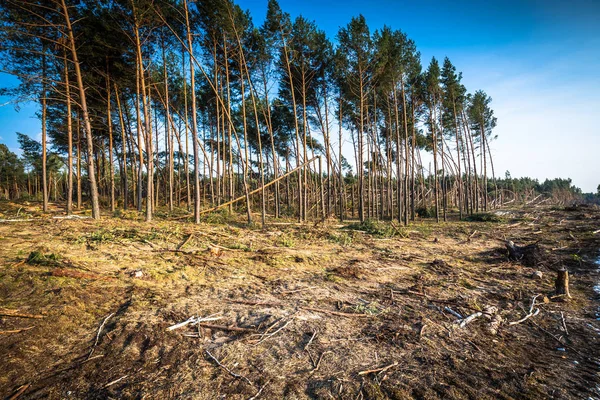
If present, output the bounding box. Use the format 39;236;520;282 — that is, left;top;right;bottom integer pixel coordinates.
0;201;599;399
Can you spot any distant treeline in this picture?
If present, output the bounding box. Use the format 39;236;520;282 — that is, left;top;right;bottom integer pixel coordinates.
1;139;595;213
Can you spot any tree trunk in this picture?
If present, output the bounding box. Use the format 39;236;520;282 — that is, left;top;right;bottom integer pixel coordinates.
62;0;100;219
555;268;571;298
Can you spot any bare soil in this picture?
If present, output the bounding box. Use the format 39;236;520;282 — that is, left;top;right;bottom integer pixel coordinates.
1;201;599;399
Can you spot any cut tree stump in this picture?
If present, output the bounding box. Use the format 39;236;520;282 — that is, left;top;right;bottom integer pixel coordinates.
505;240;542;267
554;268;571;298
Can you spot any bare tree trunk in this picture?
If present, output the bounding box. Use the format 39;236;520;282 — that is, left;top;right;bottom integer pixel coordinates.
63;48;73;215
61;0;100;219
41;50;48;212
115;84;128;210
106;69;115;212
76;112;82;210
184;0;201;223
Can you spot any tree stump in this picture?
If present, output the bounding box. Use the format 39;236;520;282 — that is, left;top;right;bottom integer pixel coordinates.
555;268;571;298
505;240;543;267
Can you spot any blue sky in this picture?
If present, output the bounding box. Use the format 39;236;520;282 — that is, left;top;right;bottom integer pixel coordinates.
1;0;598;191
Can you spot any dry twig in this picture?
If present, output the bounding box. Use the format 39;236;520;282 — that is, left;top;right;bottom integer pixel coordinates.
0;326;34;335
358;361;399;376
88;312;115;359
205;350;253;386
509;295;541;326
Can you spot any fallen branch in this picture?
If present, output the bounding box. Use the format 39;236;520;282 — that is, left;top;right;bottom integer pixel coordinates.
247;381;270;400
229;299;283;307
0;310;44;319
527;318;583;356
0;326;34;335
7;383;30;400
358;361;399;376
280;286;318;295
53;215;91;220
205;350;253;386
458;312;482;328
255;319;292;345
509;294;541;326
301;306;371;318
198;323;254;333
177;233;194;250
166;314;222;331
561;311;568;335
457;306;498;329
444;306;463;320
310;351;333;374
304;331;317;351
88;312;115;359
104;375;128;388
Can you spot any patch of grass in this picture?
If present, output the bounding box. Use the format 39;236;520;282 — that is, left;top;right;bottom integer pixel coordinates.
278;233;295;248
26;250;62;267
202;209;236;225
327;231;354;246
354;302;384;315
324;271;344;283
347;219;397;237
89;228;117;243
465;212;504;223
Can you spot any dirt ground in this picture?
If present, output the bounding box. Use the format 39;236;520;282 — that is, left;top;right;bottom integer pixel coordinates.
0;201;599;399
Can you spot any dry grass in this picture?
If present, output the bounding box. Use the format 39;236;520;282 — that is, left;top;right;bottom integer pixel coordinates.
0;200;599;399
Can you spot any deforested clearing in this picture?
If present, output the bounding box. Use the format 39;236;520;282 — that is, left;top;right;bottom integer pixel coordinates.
1;202;599;399
1;0;599;398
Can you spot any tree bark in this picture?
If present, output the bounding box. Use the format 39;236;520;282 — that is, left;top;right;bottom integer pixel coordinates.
61;0;100;219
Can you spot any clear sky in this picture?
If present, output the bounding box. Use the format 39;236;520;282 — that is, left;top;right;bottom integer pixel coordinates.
1;0;598;192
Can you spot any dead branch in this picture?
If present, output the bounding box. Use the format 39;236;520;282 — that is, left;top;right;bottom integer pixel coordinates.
561;312;568;335
0;310;44;319
52;215;91;220
310;351;333;374
205;350;254;386
255;319;292;345
104;375;128;388
304;331;317;351
198;323;255;333
88;312;114;359
301;306;371;318
166;314;222;331
177;233;194;250
0;326;34;335
457;306;498;328
247;381;270;400
444;306;463;319
229;299;283;307
509;294;541;326
7;383;30;400
457;312;482;328
358;361;399;376
280;286;318;295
